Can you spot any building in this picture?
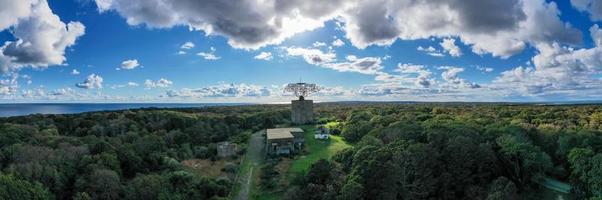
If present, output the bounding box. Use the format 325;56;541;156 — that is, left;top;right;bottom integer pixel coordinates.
266;128;305;155
292;99;314;124
217;141;237;158
315;126;330;140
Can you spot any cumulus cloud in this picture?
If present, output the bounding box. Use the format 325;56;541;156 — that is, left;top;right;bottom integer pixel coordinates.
119;59;141;70
286;47;336;65
75;74;103;89
93;0;581;59
0;74;19;95
571;0;602;21
197;47;220;60
166;83;271;98
314;86;351;97
395;64;435;88
254;52;273;61
180;41;195;49
342;0;581;58
417;46;444;57
440;67;481;89
1;0;85;73
110;81;139;89
93;0;346;49
47;87;77;97
440;38;462;57
476;66;494;73
144;78;173;89
324;56;383;75
71;69;80;75
285;47;383;75
312;41;327;47
177;41;195;54
331;39;345;47
492;24;602;96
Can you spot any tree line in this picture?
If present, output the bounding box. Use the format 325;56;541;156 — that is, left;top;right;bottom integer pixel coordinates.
291;104;602;199
0;106;288;200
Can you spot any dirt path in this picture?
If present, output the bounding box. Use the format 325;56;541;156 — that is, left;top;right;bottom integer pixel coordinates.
234;130;265;200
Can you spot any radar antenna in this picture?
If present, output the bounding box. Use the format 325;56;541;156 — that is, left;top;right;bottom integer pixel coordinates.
284;82;320;100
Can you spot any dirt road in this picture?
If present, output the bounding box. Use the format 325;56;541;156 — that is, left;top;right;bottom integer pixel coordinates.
234;130;265;200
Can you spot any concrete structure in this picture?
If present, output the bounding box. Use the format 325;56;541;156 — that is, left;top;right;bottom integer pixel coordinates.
266;128;305;155
217;141;237;158
291;99;314;124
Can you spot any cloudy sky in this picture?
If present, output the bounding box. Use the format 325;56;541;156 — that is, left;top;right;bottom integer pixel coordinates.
1;0;602;103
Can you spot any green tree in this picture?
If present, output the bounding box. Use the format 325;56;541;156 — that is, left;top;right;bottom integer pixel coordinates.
125;174;166;200
82;169;122;200
496;135;552;188
0;173;51;200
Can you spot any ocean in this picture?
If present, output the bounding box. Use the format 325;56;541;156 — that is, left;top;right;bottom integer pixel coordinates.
0;103;240;117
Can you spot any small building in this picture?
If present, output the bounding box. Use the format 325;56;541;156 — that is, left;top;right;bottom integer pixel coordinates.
217;141;237;158
315;126;330;140
266;128;305;155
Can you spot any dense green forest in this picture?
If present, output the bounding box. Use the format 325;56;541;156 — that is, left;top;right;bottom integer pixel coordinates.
0;106;288;200
290;103;602;200
1;103;602;199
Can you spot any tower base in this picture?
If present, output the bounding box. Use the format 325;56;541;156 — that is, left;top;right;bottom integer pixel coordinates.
291;99;313;124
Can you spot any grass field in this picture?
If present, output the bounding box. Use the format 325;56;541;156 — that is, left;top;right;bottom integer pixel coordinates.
288;125;351;175
255;124;351;200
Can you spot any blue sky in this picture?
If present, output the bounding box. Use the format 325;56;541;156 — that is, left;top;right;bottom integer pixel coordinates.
1;0;602;102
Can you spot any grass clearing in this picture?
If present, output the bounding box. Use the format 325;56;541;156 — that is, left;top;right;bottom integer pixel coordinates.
254;124;352;200
182;159;232;178
288;125;351;175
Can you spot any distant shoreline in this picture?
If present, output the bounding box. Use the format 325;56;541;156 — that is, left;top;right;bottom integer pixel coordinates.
1;101;602;118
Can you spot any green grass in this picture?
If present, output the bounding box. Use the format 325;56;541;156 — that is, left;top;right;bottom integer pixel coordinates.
288;125;351;175
254;124;352;200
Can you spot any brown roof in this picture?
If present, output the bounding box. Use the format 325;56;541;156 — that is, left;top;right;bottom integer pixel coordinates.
266;128;303;140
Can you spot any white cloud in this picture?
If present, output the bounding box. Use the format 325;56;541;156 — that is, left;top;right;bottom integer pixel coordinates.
119;59;141;70
94;0;344;49
571;0;602;21
440;38;462;57
312;41;327;47
75;74;103;89
110;81;139;89
197;47;220;60
93;0;581;59
0;0;85;73
180;41;195;49
286;47;336;65
71;69;80;75
492;25;602;96
144;78;173;89
440;67;480;89
476;66;494;72
323;57;383;75
254;52;273;61
395;64;435;88
286;47;383;75
0;74;19;95
166;83;270;98
591;24;602;47
417;46;445;57
331;39;345;47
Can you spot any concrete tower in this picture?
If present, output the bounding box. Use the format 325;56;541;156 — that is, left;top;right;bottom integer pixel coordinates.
285;83;319;124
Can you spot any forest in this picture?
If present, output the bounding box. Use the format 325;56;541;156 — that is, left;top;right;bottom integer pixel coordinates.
0;105;288;200
1;103;602;199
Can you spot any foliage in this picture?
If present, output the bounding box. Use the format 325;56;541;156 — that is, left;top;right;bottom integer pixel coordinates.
0;106;286;200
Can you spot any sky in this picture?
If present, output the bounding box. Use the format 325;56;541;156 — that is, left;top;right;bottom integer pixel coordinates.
1;0;602;103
